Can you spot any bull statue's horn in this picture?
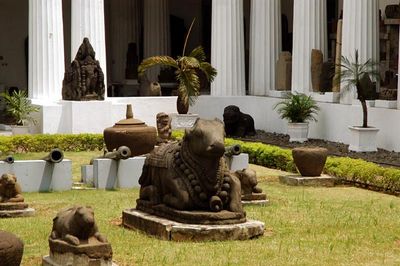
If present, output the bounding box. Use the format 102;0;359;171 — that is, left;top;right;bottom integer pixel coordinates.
2;155;14;164
224;144;242;157
42;149;64;163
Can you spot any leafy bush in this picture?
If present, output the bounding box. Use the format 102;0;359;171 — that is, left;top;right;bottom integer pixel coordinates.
0;134;103;153
0;90;40;125
274;93;320;123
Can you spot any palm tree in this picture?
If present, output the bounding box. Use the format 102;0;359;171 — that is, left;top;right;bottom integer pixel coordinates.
138;19;217;114
339;50;380;128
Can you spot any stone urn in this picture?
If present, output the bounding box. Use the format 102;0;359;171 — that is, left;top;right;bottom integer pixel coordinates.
292;147;328;177
103;104;157;157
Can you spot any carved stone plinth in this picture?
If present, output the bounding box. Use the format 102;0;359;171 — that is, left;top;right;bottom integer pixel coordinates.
43;238;114;266
122;208;264;241
0;203;35;218
241;193;269;206
279;174;336;187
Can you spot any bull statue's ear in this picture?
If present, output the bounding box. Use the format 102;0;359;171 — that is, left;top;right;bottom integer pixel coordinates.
214;118;223;124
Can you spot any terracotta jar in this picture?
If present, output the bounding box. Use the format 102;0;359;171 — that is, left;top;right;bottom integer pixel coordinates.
103;104;157;157
292;147;328;177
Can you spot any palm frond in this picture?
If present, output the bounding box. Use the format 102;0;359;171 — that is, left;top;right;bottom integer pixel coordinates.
199;62;217;82
176;69;200;106
274;93;319;123
189;46;206;62
138;56;178;76
178;56;200;70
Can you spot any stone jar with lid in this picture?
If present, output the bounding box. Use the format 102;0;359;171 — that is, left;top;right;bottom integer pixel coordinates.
103;104;157;157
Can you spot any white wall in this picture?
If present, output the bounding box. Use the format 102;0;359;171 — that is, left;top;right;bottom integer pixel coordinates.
0;0;28;90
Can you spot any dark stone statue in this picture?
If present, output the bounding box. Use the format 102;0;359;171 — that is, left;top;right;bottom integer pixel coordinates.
0;231;24;266
156;112;172;144
233;168;266;201
223;105;256;137
62;38;105;101
50;206;107;246
137;118;245;224
0;174;24;203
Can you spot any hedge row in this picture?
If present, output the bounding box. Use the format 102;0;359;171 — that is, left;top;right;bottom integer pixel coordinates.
0;134;103;153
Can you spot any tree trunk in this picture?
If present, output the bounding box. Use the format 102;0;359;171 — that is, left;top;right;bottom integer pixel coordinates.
177;93;189;114
360;99;368;128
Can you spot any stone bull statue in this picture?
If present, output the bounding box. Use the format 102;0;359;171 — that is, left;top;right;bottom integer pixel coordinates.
138;118;243;214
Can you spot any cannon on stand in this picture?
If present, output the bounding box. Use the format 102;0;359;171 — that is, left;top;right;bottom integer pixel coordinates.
42;149;64;163
90;146;131;165
2;155;14;164
224;144;242;157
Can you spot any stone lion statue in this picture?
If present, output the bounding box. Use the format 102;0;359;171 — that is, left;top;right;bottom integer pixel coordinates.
0;174;24;203
50;206;107;246
223;105;256;137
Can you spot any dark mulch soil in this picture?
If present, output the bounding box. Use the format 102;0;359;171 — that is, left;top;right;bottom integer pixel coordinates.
238;130;400;168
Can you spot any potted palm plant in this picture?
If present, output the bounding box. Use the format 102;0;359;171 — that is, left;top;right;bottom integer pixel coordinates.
274;93;320;142
138;19;217;114
0;90;39;135
339;50;380;152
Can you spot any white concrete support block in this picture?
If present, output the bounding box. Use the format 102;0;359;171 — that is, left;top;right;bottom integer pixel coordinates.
341;0;379;104
29;0;65;101
291;0;327;94
81;165;94;185
311;92;340;103
249;0;281;96
93;157;145;189
0;160;72;192
211;0;245;96
170;113;199;129
226;154;249;172
71;0;108;90
143;0;170;81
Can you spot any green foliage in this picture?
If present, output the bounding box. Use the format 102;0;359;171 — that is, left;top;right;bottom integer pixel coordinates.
0;90;40;125
0;134;103;153
274;93;320;123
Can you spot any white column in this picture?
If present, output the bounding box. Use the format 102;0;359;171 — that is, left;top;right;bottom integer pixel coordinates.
249;0;281;96
143;0;170;81
29;0;65;101
291;0;327;94
398;25;400;109
341;0;379;104
71;0;107;90
110;0;140;83
211;0;245;96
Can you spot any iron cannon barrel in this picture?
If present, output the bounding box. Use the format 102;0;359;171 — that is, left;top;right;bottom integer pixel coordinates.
42;149;64;163
2;155;14;164
102;146;131;160
224;144;242;157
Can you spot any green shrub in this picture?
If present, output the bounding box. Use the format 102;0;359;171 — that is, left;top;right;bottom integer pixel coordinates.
0;134;103;153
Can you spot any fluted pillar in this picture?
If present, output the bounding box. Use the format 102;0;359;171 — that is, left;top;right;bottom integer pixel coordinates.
29;0;65;101
109;0;141;83
341;0;379;104
291;0;327;94
211;0;245;96
249;0;281;96
71;0;107;90
143;0;170;81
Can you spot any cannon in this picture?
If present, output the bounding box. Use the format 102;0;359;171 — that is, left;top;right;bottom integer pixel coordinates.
103;146;131;160
42;149;64;163
2;155;14;164
224;144;242;157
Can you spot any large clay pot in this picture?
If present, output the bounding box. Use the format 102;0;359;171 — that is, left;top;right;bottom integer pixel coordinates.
0;231;24;266
103;104;157;156
292;147;328;177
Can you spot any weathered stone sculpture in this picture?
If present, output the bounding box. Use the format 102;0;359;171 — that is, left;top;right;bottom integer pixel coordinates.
233;168;266;202
311;49;323;92
0;231;24;266
43;206;113;266
0;174;24;203
223;105;256;138
156;112;172;143
276;52;292;91
137;118;244;223
62;38;105;101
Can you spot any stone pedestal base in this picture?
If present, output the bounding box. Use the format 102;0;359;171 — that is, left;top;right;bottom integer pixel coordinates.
242;199;269;206
241;193;269;206
170;114;199;129
0;203;35;218
122;209;264;241
279;174;336;187
42;254;117;266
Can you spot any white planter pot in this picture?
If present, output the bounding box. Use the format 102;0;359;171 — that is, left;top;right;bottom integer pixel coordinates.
348;126;379;152
11;125;30;135
288;123;309;143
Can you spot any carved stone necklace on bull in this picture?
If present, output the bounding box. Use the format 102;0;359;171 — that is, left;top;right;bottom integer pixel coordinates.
173;140;232;212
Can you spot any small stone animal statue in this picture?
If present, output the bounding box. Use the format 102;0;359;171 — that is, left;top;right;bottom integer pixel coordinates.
223;105;256;137
50;206;107;246
156;112;172;143
139;118;243;213
62;38;105;101
0;231;24;266
234;168;263;196
0;174;24;203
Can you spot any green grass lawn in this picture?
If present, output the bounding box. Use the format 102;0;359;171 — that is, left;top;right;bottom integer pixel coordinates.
1;153;400;265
